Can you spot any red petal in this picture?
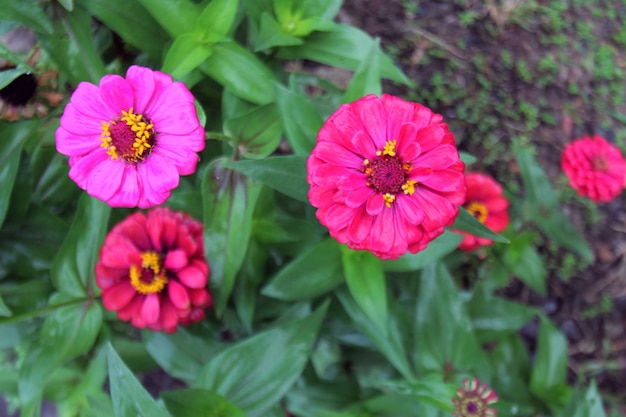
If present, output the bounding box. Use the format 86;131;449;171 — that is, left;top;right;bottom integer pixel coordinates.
141;293;161;325
102;281;136;311
164;249;188;271
177;265;208;288
168;280;190;310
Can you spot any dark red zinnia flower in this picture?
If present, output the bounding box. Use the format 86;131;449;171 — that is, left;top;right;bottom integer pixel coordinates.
561;135;626;202
458;172;509;252
307;94;466;260
95;207;212;333
452;378;498;417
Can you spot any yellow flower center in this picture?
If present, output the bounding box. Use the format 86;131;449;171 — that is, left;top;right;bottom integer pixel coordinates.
100;108;155;162
364;140;417;208
129;251;168;294
466;201;488;224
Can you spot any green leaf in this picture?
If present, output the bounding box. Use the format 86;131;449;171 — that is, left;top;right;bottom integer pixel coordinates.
274;82;323;156
162;389;247;417
490;335;534;406
144;328;222;383
81;0;169;59
0;296;10;317
384;231;463;272
224;104;282;159
535;210;594;264
254;12;304;51
515;146;558;210
38;3;107;84
196;301;329;416
137;0;200;37
0;0;53;33
452;207;509;243
262;238;343;301
234;241;267;332
501;232;547;295
278;23;410;85
558;382;606;417
106;344;171;417
378;379;456;412
290;17;335;37
19;294;102;412
197;0;240;39
58;0;74;11
201;41;276;105
162;32;213;79
202;159;262;315
343;38;382;103
300;0;343;20
530;316;570;410
459;151;476;166
224;156;308;202
0;67;27;90
51;194;111;297
414;263;487;373
0;120;37;228
341;246;388;338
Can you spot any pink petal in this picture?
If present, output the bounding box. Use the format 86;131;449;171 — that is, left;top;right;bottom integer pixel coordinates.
421;169;464;192
350;130;377;160
345;185;373;208
136;153;179;206
189;288;212;308
56;128;100;156
346;206;373;244
381;94;416;140
164;249;188;270
314;141;363;167
368;208;395;255
153;132;203;175
105;165;141;208
117;296;142;322
102;281;136;311
141;293;161;324
366;193;384;216
68;150;110;190
99;75;134;114
59;102;105;136
70;82;115;120
126;65;155;114
416;144;458;169
395;194;425;225
160;298;179;333
350;94;388;148
147;83;198;135
177;265;208;288
95;262;126;289
168;280;190;310
414;125;445;153
100;234;140;269
85;158;126;203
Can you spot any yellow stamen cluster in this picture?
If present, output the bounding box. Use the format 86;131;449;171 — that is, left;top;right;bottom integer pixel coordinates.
376;139;397;157
466;201;488;224
402;179;417;196
129;251;168;294
383;193;396;208
100;107;154;162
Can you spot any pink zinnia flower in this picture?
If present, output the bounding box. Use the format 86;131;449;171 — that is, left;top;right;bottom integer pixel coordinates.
56;65;205;208
561;135;626;202
458;172;509;252
452;378;499;417
95;207;212;333
307;94;465;260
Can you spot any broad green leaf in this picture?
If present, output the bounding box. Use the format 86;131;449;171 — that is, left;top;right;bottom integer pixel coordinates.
274;82;323;155
278;23;410;85
144;328;222;383
162;389;246;417
79;0;169;58
137;0;200;37
0;296;10;317
384;231;463;272
201;41;276;105
58;0;73;11
300;0;343;20
196;301;329;415
490;335;534;406
290;17;335;37
557;382;605;417
529;316;570;411
343;38;382;103
535;210;593;264
378;379;455;412
336;288;413;380
202;159;262;315
0;0;53;33
51;194;111;297
254;12;304;51
262;238;343;301
459;151;476;166
415;264;487;374
0;120;37;228
501;232;547;295
0;67;27;90
515;146;558;210
451;207;509;243
19;294;102;413
162;32;213;79
224;156;308;202
234;241;267;332
223;104;282;159
197;0;240;39
38;3;106;85
273;0;295;24
106;344;171;417
342;246;387;338
30;147;78;208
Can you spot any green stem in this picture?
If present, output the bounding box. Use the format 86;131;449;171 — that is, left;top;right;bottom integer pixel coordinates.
206;132;231;141
0;297;91;325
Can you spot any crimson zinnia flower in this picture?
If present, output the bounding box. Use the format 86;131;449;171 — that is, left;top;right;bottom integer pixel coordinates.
452;378;498;417
307;94;465;260
95;207;212;333
561;135;626;202
56;65;205;208
458;172;509;252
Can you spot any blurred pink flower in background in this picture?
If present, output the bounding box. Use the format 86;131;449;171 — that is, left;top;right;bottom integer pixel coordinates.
561;135;626;203
452;378;499;417
95;207;212;333
56;65;205;208
307;94;465;260
458;172;509;252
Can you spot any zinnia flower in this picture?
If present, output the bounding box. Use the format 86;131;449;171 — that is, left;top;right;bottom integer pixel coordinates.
56;65;205;208
452;378;498;417
95;207;212;333
458;172;509;252
307;94;465;260
561;135;626;202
